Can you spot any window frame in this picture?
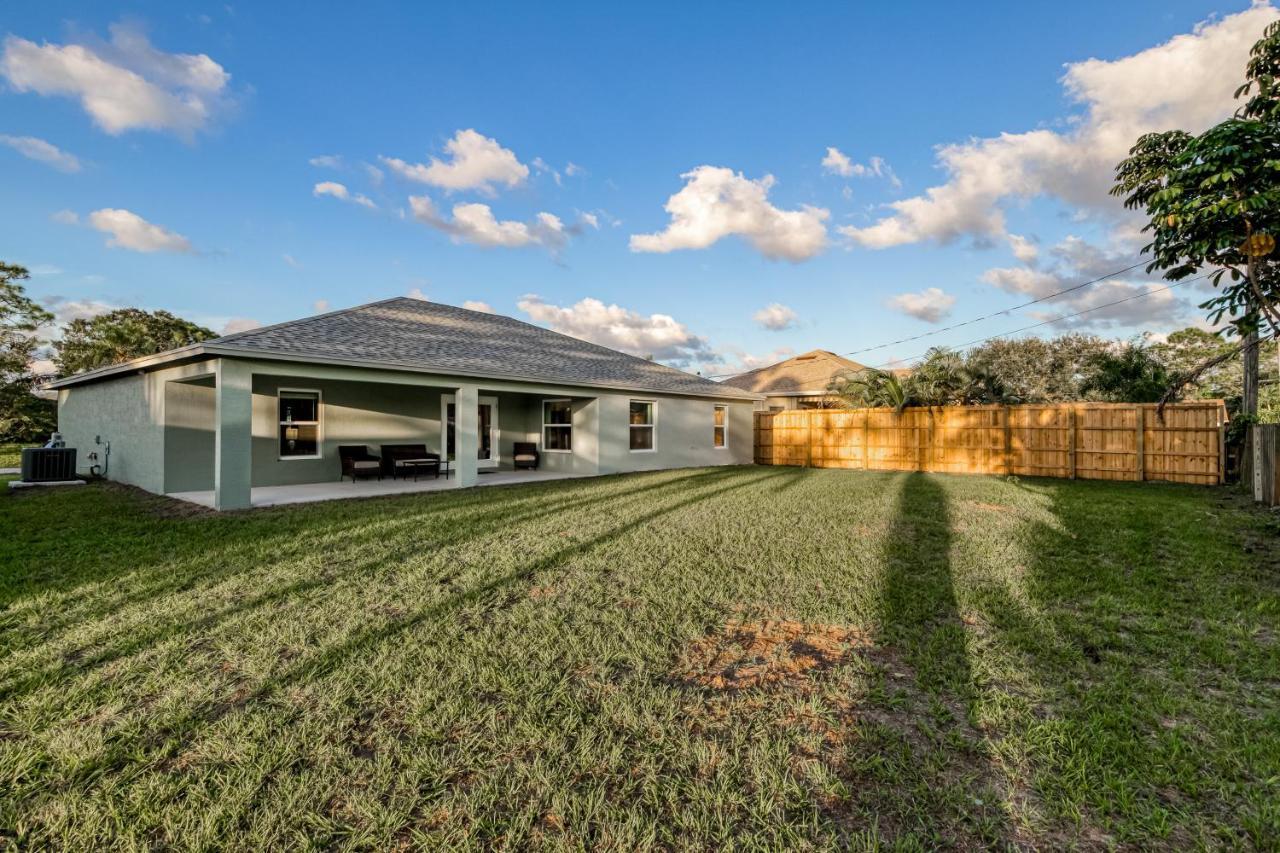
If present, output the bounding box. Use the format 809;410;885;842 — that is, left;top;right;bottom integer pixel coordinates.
542;398;573;453
628;399;657;453
713;404;728;449
277;387;323;461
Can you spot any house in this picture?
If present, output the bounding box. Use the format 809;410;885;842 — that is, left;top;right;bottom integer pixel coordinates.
47;297;760;509
719;349;869;411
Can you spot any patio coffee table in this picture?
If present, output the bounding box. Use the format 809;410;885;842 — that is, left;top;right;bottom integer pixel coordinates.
396;458;445;481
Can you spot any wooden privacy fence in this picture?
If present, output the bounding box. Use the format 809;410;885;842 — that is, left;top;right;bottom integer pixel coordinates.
753;402;1227;486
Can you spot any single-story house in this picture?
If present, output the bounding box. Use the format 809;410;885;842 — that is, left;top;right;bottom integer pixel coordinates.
47;297;760;509
719;349;870;411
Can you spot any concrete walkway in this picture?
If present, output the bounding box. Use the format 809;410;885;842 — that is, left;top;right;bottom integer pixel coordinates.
168;468;585;509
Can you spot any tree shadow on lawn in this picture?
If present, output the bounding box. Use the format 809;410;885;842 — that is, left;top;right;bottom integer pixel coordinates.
11;466;792;796
0;467;767;703
817;471;1018;848
984;477;1280;847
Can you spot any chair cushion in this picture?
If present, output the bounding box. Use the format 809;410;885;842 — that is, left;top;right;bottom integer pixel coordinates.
351;460;380;470
514;454;537;462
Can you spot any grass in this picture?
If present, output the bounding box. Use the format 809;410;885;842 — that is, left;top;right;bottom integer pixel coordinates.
0;445;33;469
0;467;1277;850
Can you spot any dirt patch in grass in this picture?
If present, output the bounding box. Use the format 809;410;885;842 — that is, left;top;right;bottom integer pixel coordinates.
675;618;872;691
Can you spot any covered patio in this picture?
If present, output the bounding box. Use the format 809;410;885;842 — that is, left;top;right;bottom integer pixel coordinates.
168;468;586;509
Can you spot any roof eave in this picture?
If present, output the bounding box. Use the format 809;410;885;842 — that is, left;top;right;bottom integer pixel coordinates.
46;342;764;402
43;344;213;390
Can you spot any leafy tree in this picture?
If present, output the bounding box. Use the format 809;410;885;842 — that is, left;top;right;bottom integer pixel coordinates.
1080;342;1174;403
0;262;56;443
54;308;216;376
1151;328;1243;402
1111;20;1280;418
964;334;1113;402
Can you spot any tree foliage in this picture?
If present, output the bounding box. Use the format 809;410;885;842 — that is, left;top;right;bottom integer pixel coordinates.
1079;344;1173;404
54;308;216;377
1111;19;1280;415
826;332;1269;412
0;262;57;442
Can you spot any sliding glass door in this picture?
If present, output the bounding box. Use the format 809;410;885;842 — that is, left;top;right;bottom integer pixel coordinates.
442;394;499;467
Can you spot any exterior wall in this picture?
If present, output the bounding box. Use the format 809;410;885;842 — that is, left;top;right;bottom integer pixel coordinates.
57;356;757;496
164;379;216;492
57;361;216;493
57;373;163;491
594;393;753;474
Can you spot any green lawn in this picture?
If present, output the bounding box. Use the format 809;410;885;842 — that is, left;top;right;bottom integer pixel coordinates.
0;445;33;469
1;467;1277;850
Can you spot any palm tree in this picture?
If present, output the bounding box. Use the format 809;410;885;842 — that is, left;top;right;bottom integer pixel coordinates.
828;368;911;411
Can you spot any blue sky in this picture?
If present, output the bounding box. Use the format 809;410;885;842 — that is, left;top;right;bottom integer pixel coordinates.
2;2;1276;376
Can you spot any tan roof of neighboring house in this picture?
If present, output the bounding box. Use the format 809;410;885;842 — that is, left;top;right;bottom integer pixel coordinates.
719;350;869;395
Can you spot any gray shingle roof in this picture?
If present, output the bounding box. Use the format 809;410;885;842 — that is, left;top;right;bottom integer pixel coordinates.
198;297;753;399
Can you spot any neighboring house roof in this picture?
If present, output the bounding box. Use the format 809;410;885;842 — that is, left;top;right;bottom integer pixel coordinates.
47;297;758;400
719;350;869;396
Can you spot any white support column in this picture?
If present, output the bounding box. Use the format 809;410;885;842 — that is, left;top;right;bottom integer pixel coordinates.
214;358;253;510
454;383;479;488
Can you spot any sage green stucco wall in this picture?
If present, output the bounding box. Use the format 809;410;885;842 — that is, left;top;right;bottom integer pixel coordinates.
57;373;163;491
594;393;752;474
163;379;216;493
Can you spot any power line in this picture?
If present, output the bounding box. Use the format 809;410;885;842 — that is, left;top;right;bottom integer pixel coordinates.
840;260;1149;359
704;257;1150;380
863;273;1206;371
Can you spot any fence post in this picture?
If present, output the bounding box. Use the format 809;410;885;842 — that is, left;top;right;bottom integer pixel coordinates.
805;409;813;468
861;408;869;470
1218;409;1226;485
1134;405;1145;482
1002;406;1013;475
1068;406;1077;480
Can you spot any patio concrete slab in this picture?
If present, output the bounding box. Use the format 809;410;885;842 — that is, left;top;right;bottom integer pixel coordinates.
168;469;585;509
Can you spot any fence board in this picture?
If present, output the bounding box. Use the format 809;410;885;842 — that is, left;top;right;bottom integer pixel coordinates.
754;402;1226;486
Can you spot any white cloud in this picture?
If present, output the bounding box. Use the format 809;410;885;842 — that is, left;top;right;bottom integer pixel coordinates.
629;166;829;261
0;134;81;172
0;23;231;138
532;156;562;186
41;294;118;325
362;162;384;186
840;5;1278;249
462;300;494;313
886;287;956;323
87;208;193;253
407;287;428;300
309;154;342;168
701;345;797;378
754;302;798;331
380;129;529;195
313;181;375;208
1008;233;1040;266
821;148;899;186
313;299;330;312
222;317;261;334
518;294;713;367
282;253;301;268
564;162;584;177
580;212;600;230
409;196;569;252
982;234;1189;329
51;209;79;225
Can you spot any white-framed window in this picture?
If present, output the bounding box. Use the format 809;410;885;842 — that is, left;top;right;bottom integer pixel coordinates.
629;400;655;451
278;388;321;459
713;404;727;449
543;399;573;452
